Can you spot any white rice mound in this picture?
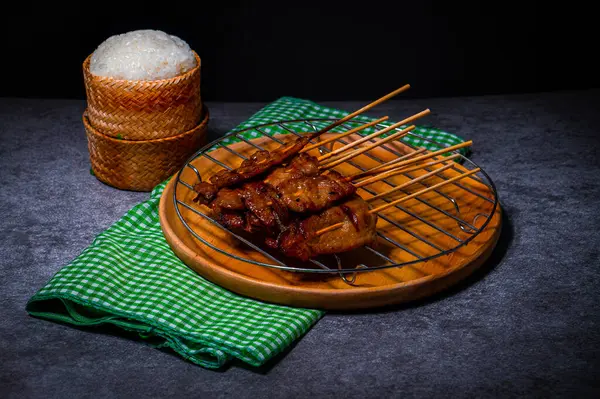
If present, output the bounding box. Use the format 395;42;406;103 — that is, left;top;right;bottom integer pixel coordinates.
89;29;198;81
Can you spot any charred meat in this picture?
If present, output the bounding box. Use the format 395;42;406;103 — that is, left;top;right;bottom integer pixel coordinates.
210;187;245;212
276;196;378;261
276;170;356;213
191;146;378;261
211;182;290;236
215;211;246;231
195;154;353;216
208;136;312;189
193;139;315;205
263;153;320;189
192;181;219;205
240;181;290;233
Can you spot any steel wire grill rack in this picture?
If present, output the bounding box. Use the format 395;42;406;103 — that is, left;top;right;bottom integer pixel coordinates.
172;118;499;285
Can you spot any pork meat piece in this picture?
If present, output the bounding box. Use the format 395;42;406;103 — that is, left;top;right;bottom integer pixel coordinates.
276;170;357;213
210;187;245;211
208;136;312;189
264;153;320;189
277;196;378;261
193;181;219;205
241;181;290;231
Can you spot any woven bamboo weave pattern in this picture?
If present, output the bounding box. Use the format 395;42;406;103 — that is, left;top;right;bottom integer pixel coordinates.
84;108;209;192
83;52;202;141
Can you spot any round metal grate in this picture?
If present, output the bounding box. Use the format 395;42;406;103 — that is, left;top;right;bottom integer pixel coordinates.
172;118;499;276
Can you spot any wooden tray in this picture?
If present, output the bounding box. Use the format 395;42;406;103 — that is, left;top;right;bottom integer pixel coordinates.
159;135;502;310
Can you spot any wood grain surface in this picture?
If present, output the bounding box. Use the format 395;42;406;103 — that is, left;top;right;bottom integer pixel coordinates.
159;134;502;310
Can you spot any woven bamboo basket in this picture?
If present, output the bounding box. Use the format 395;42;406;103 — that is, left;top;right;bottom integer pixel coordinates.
82;51;203;141
83;107;209;192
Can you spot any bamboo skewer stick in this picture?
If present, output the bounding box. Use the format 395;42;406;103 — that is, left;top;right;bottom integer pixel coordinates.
315;168;481;236
195;85;413;179
309;84;411;140
318;130;415;169
347;148;427;180
318;146;367;167
325;140;471;175
319;125;417;170
369;168;481;213
301;117;389;153
363;162;457;199
315;109;431;162
353;153;461;188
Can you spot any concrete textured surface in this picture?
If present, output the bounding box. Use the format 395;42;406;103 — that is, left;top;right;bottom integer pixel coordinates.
1;90;599;398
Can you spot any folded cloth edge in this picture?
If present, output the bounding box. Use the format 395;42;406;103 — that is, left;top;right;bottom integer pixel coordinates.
26;292;249;368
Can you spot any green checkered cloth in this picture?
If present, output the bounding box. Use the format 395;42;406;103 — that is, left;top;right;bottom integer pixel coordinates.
26;96;468;369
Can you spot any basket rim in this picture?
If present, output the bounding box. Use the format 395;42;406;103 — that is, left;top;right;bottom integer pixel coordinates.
82;105;209;144
83;50;201;84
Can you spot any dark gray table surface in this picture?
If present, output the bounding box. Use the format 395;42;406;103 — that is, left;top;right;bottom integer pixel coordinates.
1;90;599;398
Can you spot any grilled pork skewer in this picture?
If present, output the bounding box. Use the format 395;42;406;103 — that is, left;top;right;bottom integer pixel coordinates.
315;168;482;237
194;146;449;235
213;194;378;262
195;152;356;213
192;136;314;203
214;168;481;262
203;159;454;258
272;195;378;261
193;85;413;200
193;151;475;261
208;170;357;234
197;141;462;217
213;165;479;262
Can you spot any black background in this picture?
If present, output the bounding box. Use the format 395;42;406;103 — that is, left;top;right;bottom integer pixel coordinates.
0;2;596;102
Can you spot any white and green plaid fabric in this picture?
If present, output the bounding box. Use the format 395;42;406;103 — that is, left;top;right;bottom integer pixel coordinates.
26;96;468;369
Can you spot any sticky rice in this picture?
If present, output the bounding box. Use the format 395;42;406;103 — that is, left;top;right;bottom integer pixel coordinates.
89;29;197;81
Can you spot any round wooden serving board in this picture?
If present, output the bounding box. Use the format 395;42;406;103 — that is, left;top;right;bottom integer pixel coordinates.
159;134;502;310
